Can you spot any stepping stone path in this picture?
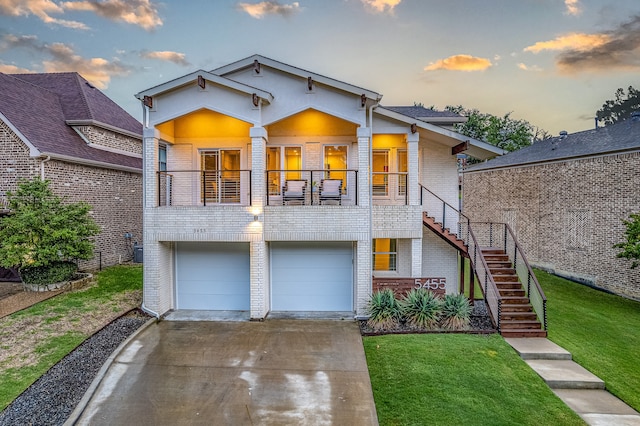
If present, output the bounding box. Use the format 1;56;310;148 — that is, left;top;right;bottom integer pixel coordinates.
506;338;640;426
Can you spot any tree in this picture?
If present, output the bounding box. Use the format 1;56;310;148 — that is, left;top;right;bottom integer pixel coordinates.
596;86;640;126
445;105;550;153
614;213;640;269
0;178;100;281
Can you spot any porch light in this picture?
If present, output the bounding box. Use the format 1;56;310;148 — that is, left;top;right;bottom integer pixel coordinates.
411;123;417;134
254;215;259;222
252;93;259;107
361;94;366;108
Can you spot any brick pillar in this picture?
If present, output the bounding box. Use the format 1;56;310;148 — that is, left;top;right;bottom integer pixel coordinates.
250;127;268;318
407;131;419;206
411;238;422;277
357;127;371;208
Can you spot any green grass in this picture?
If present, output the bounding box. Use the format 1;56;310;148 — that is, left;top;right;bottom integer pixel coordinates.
536;268;640;411
0;264;142;410
364;334;584;426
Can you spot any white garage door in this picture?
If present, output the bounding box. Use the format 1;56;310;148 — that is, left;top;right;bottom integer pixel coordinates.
271;242;353;312
176;242;250;310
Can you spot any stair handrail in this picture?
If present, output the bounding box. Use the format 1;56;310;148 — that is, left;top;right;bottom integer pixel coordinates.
466;225;502;330
419;184;470;242
503;223;548;330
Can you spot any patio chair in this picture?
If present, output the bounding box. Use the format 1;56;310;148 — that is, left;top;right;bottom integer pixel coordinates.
282;179;307;205
319;179;342;205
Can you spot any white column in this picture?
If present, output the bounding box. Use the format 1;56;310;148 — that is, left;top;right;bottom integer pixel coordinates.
357;127;371;208
407;131;420;206
142;127;159;209
249;126;268;319
411;238;422;277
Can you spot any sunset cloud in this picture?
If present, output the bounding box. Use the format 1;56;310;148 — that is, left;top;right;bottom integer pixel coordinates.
424;54;493;72
61;0;163;30
517;63;543;72
524;33;610;53
564;0;581;16
140;50;190;66
236;1;300;19
0;0;88;29
0;62;35;73
360;0;402;14
524;15;640;73
0;34;130;88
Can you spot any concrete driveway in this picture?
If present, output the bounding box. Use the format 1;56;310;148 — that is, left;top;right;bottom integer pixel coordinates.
70;319;378;425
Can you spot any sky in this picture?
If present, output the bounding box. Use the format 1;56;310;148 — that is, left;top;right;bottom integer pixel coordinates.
1;0;639;135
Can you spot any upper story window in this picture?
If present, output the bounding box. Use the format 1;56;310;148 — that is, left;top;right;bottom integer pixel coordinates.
159;144;167;171
324;145;348;194
267;146;302;195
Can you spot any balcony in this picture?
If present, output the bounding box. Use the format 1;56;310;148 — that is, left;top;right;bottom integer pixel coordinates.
157;170;252;207
265;169;358;206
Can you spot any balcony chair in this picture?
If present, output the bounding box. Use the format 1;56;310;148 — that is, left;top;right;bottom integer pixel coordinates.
282;179;307;205
319;179;342;205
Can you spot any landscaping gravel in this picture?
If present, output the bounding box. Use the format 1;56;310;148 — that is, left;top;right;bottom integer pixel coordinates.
0;310;151;426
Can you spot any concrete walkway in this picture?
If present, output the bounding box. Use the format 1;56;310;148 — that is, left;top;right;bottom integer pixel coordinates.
68;319;378;425
506;338;640;426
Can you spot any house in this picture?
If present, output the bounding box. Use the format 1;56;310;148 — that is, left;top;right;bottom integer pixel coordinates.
463;117;640;300
0;72;143;273
136;54;503;319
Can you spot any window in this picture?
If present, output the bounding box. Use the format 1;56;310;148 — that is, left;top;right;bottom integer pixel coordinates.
266;146;302;195
200;149;241;203
324;145;348;194
372;150;389;196
397;149;407;196
373;238;397;271
159;144;167;171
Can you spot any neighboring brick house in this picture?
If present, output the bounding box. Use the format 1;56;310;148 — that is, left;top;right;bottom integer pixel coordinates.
136;54;502;319
0;72;143;273
463;118;640;300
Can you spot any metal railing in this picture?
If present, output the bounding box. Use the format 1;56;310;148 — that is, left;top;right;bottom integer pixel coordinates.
265;169;358;206
470;222;548;331
371;172;408;205
466;226;502;330
419;184;470;240
156;170;252;207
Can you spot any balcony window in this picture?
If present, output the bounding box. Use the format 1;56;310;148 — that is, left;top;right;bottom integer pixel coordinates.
324;145;348;194
267;146;302;195
200;149;241;204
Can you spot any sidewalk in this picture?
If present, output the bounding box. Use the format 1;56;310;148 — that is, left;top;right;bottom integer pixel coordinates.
506;338;640;426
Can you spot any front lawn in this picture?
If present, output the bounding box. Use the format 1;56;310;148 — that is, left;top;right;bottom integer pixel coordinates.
0;264;142;410
536;268;640;411
364;333;583;426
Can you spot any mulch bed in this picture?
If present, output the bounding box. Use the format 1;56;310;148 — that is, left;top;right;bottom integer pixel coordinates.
0;286;62;319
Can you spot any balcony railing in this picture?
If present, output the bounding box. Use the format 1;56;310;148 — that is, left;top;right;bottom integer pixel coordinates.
372;172;408;205
265;169;358;206
157;170;252;206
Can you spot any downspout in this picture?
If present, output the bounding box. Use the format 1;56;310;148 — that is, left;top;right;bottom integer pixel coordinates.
40;155;51;180
141;302;161;320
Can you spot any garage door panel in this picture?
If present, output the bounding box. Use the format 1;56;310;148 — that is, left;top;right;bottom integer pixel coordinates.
176;242;250;311
271;242;353;312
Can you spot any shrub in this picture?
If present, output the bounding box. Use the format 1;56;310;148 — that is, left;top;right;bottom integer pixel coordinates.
401;288;442;330
367;289;402;331
19;261;78;285
441;293;472;330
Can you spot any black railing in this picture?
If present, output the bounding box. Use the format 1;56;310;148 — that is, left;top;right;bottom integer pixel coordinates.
466;226;502;330
371;172;408;205
470;222;548;331
265;169;358;206
419;184;470;241
157;170;252;206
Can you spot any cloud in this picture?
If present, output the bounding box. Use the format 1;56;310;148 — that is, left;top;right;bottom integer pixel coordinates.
424;54;493;72
236;1;300;19
140;50;190;66
564;0;581;16
0;0;88;29
61;0;162;30
517;63;543;72
524;15;640;73
360;0;402;13
0;62;35;73
524;33;610;53
0;34;131;88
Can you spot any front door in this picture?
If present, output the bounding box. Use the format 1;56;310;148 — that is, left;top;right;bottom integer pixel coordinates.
201;149;240;204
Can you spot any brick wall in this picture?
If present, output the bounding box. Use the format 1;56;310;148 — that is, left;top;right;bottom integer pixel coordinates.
76;126;142;155
463;152;640;300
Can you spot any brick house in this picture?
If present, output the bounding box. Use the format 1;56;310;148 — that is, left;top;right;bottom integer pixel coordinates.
463;118;640;300
136;55;504;320
0;72;143;274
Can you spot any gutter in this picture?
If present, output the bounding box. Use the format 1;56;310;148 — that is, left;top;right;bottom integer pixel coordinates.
34;152;142;174
40;155;51;180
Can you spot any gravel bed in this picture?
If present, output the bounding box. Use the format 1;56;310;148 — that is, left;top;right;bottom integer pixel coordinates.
0;310;151;426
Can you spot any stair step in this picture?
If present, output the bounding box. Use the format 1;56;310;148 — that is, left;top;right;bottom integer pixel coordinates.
499;289;526;297
500;320;542;330
495;282;524;289
501;304;534;312
502;296;530;304
481;248;505;255
504;338;572;360
486;261;513;268
501;329;548;338
492;275;520;282
525;360;604;389
489;267;516;274
501;311;538;320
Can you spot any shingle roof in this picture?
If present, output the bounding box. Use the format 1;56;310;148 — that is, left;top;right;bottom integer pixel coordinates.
464;119;640;172
383;106;464;120
0;72;141;170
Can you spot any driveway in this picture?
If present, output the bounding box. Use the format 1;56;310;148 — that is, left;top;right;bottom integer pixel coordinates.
71;319;378;425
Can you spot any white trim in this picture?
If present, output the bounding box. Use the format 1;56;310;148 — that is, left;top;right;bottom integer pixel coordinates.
66;120;142;140
0;112;41;157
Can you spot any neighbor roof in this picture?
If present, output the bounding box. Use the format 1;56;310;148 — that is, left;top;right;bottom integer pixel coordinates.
0;72;141;171
465;118;640;172
383;106;466;123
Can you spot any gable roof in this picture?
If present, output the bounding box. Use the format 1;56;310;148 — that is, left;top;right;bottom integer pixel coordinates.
464;118;640;172
0;72;142;171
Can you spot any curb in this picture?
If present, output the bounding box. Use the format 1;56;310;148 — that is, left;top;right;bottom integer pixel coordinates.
63;317;158;426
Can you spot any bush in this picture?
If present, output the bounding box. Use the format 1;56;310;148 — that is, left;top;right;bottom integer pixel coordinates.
366;289;402;331
19;261;78;285
441;293;472;330
401;288;442;329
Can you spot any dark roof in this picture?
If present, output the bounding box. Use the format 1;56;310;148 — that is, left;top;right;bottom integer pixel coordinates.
465;119;640;172
383;106;464;120
0;72;141;170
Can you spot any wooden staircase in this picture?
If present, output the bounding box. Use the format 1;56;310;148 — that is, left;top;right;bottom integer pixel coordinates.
422;212;468;255
482;248;547;338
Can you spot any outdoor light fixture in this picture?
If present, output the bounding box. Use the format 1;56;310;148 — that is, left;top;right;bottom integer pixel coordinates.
143;95;153;108
411;123;417;134
253;59;261;74
252;93;259;107
254;214;259;221
361;93;366;107
307;76;313;91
